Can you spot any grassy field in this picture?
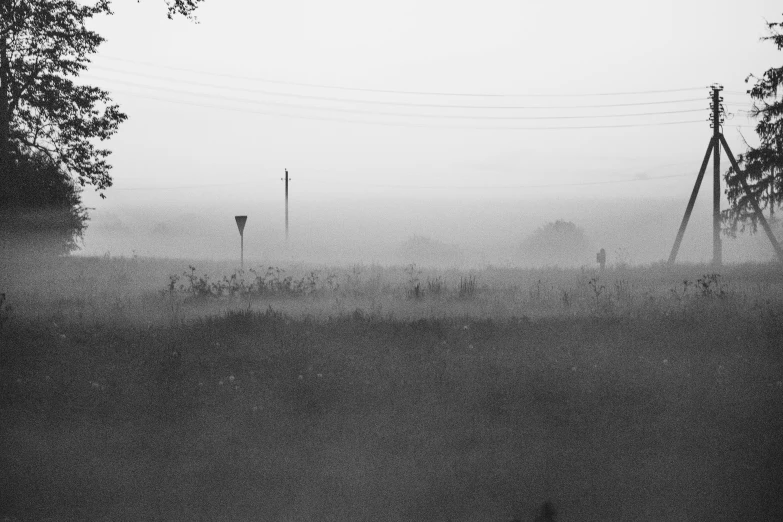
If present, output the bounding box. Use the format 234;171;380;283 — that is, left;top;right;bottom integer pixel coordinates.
1;256;783;521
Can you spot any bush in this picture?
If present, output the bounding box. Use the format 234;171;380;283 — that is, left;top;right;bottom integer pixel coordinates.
519;220;592;267
0;152;88;257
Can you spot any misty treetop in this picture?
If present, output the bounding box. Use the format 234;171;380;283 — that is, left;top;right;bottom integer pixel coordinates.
0;0;207;206
0;1;125;202
724;13;783;233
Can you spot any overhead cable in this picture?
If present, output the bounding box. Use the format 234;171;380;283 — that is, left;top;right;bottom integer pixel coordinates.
305;173;691;190
113;172;689;191
85;75;707;121
87;66;710;110
95;55;706;98
102;89;707;130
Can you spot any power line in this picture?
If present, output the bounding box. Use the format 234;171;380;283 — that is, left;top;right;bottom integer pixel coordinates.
112;172;690;191
95;55;706;98
301;159;697;179
84;75;707;121
104;89;707;130
112;180;258;190
87;65;710;110
307;173;691;190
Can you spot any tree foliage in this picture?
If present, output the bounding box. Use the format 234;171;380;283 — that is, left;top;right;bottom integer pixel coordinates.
519;220;592;267
0;0;205;257
161;0;205;19
724;15;783;234
0;0;206;207
0;0;127;203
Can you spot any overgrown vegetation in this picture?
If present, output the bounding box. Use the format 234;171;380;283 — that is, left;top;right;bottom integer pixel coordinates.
1;257;783;520
0;152;89;256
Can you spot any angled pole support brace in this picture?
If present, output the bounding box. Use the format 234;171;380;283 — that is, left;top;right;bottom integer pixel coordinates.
719;134;783;265
668;137;715;264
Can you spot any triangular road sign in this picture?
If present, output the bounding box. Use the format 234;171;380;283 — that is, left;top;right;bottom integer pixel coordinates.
235;215;247;235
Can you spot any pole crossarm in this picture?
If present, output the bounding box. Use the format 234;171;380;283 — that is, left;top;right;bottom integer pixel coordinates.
668;137;715;264
719;134;783;264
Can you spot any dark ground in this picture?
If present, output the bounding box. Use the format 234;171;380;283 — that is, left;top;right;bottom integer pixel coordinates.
2;306;782;521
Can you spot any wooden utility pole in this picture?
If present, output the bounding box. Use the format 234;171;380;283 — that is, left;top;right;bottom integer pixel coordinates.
667;138;714;264
669;84;783;265
711;86;723;266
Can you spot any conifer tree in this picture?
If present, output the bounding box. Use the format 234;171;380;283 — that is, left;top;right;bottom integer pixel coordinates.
724;15;783;233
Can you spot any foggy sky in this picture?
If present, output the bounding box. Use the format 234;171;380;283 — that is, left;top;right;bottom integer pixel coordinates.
72;0;783;264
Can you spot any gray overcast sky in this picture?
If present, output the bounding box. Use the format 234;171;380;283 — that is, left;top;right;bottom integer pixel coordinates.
70;1;783;263
77;1;781;203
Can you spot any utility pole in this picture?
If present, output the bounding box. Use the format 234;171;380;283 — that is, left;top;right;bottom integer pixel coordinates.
282;168;290;242
711;85;723;266
669;84;783;265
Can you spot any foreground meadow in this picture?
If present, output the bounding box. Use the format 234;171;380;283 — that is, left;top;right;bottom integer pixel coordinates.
1;256;783;521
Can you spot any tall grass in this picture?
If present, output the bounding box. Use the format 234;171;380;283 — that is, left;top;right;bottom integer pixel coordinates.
3;255;782;326
2;257;783;520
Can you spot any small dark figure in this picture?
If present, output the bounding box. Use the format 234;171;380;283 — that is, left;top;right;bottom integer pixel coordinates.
596;247;606;271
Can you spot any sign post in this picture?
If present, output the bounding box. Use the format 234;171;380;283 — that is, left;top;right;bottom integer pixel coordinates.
235;215;247;269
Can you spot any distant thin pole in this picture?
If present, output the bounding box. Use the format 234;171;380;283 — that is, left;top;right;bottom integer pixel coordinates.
286;168;289;241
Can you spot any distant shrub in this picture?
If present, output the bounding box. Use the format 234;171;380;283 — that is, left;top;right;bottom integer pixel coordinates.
405;264;423;300
669;273;727;302
519;220;592;267
426;276;445;296
166;266;327;300
459;275;477;298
